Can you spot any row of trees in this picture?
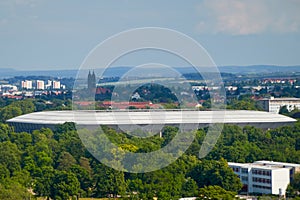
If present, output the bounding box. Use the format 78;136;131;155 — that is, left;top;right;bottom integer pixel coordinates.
0;99;71;123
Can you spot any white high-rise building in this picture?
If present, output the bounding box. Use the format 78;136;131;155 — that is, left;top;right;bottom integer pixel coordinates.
52;81;61;89
21;80;32;90
45;80;52;89
36;80;45;90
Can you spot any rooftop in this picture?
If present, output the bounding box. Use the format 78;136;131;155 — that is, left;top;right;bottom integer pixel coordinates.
254;160;300;168
7;110;296;126
228;162;296;170
261;97;300;101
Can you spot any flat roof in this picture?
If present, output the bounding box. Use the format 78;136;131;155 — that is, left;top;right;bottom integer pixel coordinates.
261;97;300;101
7;110;296;126
254;161;300;168
228;162;292;171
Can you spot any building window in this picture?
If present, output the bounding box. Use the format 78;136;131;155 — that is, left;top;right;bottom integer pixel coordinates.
252;169;271;176
231;167;240;173
252;177;271;184
253;185;271;190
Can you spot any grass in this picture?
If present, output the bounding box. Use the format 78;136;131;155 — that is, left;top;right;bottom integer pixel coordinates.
80;199;110;200
37;198;109;200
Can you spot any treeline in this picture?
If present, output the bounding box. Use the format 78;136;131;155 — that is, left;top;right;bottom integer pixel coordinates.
0;99;71;123
1;120;300;199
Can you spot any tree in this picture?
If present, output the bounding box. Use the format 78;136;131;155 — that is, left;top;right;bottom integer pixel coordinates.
0;123;11;142
0;141;21;174
182;177;198;197
34;151;53;168
34;166;55;199
11;99;35;114
93;163;126;198
0;164;10;182
198;185;237;200
190;159;242;192
227;98;259;111
70;165;92;197
127;178;144;199
57;151;77;170
287;173;300;197
79;157;92;175
11;131;32;151
279;105;289;115
0;180;31;200
54;122;76;136
50;170;80;200
0;106;22;122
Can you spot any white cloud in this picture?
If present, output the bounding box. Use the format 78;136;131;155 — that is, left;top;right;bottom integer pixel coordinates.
196;0;300;35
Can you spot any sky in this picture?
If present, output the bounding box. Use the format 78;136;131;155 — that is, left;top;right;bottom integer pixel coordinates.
1;0;300;71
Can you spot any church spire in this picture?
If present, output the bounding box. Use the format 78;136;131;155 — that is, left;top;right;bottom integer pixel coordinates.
87;70;96;91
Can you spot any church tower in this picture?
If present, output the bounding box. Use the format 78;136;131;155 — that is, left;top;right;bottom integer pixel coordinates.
87;70;96;91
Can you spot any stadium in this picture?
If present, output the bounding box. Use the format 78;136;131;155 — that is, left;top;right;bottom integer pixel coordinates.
7;110;297;132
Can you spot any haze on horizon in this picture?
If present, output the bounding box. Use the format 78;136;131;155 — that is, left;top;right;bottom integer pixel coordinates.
1;0;300;71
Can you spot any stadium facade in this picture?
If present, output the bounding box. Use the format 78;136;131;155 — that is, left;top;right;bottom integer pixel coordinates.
7;110;296;132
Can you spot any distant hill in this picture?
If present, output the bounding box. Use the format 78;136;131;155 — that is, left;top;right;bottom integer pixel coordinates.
0;69;78;78
0;67;132;79
176;65;300;74
218;65;300;74
0;65;299;78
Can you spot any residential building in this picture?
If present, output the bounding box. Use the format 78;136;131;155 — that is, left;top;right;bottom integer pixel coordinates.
45;80;52;89
228;161;300;196
21;80;32;90
36;80;45;90
259;96;300;113
52;80;61;89
0;84;18;92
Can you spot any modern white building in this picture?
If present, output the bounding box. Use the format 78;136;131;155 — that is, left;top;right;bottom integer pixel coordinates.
21;80;33;90
259;97;300;113
254;160;300;181
45;80;52;89
36;80;45;90
52;81;61;89
229;161;300;196
0;84;18;92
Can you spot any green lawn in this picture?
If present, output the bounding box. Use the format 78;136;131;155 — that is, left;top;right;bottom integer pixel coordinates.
37;198;109;200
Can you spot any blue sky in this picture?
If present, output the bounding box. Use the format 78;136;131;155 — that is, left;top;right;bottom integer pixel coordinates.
1;0;300;70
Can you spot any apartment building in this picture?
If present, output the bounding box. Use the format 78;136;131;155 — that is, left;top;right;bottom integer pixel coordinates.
52;80;61;89
36;80;45;90
21;80;32;90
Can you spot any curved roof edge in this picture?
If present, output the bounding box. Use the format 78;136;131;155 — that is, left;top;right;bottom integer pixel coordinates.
7;110;296;128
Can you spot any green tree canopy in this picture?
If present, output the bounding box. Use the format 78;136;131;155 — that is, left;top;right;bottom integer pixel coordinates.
198;185;237;200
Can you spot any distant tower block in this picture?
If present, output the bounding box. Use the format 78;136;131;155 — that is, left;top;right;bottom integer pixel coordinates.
87;70;96;91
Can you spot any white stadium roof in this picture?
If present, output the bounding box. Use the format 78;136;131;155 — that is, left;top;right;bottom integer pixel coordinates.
7;110;296;132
